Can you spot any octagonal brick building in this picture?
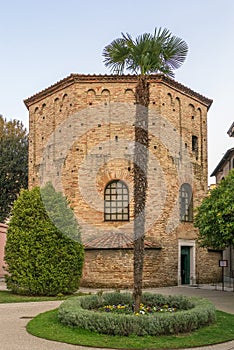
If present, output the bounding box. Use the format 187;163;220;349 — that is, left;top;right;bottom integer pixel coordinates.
24;74;222;288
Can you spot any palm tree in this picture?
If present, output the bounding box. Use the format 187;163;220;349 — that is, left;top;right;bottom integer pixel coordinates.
103;28;188;312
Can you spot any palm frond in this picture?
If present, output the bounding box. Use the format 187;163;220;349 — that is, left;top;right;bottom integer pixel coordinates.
103;38;130;74
103;27;188;77
161;35;189;70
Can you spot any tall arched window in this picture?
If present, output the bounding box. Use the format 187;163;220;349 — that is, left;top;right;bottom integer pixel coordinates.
104;180;129;221
179;183;193;222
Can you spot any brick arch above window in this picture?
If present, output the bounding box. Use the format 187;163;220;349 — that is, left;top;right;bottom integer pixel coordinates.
87;89;96;105
174;96;181;111
101;89;110;96
87;89;96;96
124;88;135;102
188;103;195;119
167;92;173;106
101;89;110;103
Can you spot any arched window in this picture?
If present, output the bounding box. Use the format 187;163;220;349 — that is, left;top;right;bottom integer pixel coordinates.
179;183;193;222
104;180;129;221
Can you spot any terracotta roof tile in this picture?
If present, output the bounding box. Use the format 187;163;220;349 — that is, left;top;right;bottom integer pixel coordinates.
84;232;161;250
210;147;234;177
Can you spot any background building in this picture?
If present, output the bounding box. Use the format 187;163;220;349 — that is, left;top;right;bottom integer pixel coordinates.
228;122;234;138
211;148;234;182
24;74;222;288
211;123;234;282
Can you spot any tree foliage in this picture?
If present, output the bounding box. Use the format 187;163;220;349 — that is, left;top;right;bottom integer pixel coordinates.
0;115;28;222
194;170;234;249
4;184;84;295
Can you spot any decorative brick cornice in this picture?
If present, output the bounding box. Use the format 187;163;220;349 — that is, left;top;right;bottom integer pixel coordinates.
156;74;213;109
24;73;212;109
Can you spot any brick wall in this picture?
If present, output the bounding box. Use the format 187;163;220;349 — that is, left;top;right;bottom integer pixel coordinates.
25;74;221;287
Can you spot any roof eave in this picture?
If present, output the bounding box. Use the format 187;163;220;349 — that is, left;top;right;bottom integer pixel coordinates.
227;122;234;137
210;147;234;177
24;73;213;110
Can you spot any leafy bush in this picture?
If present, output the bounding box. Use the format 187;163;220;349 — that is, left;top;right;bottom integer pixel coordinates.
141;293;194;310
80;292;133;310
58;292;216;336
4;184;84;295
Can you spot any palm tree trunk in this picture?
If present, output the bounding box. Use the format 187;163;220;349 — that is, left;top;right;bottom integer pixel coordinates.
133;77;149;312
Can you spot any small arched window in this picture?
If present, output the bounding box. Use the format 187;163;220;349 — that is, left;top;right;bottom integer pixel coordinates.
104;180;129;221
179;183;193;222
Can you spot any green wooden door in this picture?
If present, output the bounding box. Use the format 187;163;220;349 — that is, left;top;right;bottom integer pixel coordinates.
181;246;190;284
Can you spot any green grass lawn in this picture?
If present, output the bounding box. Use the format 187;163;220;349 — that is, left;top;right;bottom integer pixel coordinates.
0;290;83;303
27;308;234;349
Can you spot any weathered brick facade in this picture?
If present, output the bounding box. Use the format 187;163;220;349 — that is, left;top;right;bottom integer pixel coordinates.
24;74;222;287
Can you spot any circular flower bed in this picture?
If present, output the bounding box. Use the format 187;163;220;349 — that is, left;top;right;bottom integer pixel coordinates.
100;302;177;315
58;292;216;336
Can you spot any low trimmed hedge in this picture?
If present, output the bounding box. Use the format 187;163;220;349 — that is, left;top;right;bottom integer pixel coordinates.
58;292;216;336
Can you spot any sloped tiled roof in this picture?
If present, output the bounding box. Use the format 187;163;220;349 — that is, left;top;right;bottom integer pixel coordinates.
84;231;161;250
210;147;234;177
227;122;234;137
24;73;212;109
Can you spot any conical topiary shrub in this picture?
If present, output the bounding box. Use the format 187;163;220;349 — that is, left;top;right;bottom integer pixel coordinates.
4;183;84;295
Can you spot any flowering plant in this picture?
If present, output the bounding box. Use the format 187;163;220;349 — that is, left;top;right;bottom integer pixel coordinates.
100;303;176;315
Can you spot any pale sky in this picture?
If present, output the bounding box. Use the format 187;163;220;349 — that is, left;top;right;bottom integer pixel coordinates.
1;0;233;183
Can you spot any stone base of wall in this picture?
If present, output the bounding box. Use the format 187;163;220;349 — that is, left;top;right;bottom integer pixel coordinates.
80;246;222;288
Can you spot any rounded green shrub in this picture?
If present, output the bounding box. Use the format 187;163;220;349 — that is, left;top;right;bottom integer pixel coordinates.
4;184;84;296
58;292;216;336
